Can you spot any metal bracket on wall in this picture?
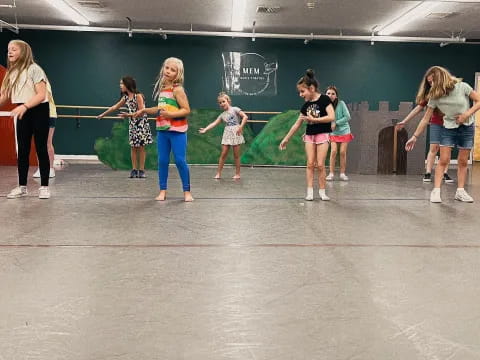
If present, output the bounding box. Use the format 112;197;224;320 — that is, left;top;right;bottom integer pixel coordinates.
76;108;81;128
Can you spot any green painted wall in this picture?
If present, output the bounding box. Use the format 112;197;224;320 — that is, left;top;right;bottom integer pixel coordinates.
1;30;479;155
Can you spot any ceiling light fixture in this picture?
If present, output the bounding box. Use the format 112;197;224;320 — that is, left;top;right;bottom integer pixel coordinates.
231;0;246;31
49;0;90;26
378;1;437;36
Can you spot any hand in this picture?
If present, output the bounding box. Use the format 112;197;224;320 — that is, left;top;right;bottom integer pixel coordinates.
236;126;243;136
97;113;104;120
455;113;468;124
158;108;172;118
11;104;27;120
199;128;207;134
279;139;288;150
405;136;417;152
132;110;143;118
396;121;406;130
299;114;310;123
331;122;336;131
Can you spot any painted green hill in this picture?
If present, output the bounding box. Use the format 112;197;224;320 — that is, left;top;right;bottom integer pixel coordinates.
95;109;254;169
241;110;307;166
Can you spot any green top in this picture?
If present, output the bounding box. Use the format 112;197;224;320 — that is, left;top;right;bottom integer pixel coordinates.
331;100;351;135
427;82;474;129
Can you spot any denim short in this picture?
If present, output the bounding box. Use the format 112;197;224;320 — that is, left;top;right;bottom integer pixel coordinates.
440;124;475;149
428;123;442;144
49;117;56;128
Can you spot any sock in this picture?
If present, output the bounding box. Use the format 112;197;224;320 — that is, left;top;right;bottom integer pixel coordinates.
457;188;464;192
319;189;326;196
306;187;313;198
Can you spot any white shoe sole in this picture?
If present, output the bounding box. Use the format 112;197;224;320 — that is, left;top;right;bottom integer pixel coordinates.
455;196;473;203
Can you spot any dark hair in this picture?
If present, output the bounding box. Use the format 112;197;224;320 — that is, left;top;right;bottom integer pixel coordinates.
326;85;339;109
297;69;319;90
121;76;139;94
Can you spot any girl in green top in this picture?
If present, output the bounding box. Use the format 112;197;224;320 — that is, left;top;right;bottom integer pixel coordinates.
325;86;353;181
405;66;480;203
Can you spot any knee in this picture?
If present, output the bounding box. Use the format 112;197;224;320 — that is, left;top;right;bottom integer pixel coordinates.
317;163;326;172
340;149;347;157
306;161;316;170
429;145;439;154
458;158;468;168
438;158;449;167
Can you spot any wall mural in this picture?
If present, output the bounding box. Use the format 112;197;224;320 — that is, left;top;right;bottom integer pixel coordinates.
222;52;278;96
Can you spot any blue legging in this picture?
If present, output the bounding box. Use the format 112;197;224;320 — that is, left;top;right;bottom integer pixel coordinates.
157;130;190;191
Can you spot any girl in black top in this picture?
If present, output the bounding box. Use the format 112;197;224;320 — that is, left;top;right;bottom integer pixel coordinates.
279;69;335;201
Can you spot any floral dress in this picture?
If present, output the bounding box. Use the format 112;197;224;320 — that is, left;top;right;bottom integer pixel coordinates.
124;94;153;147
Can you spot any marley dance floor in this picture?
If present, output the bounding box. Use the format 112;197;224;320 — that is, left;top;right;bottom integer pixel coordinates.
0;163;479;359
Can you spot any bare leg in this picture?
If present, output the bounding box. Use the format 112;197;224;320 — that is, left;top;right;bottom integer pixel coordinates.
457;149;470;189
425;143;439;174
305;142;317;189
329;142;338;175
131;147;138;169
232;145;241;179
316;142;329;190
434;147;451;189
339;142;349;174
138;146;146;171
215;145;230;179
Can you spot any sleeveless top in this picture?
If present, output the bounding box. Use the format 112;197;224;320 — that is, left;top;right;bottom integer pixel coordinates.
156;85;188;132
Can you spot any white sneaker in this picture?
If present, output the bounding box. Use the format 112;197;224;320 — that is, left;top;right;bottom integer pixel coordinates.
319;190;330;201
305;188;314;201
326;173;334;181
33;168;55;178
7;186;28;199
430;188;442;203
339;173;349;181
38;186;50;199
455;189;474;203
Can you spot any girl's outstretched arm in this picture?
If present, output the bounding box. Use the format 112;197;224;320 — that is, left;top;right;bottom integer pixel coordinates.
405;106;433;151
279;115;303;150
199;116;222;134
397;104;424;130
98;98;126;119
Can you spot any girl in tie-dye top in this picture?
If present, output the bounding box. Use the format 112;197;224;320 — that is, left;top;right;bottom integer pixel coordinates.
134;57;193;202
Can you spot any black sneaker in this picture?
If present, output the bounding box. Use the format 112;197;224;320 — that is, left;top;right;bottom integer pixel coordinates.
138;170;146;178
443;173;454;184
129;169;138;178
422;173;432;183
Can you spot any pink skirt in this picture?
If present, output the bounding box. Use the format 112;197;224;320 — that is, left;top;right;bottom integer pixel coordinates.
303;133;330;144
330;133;354;143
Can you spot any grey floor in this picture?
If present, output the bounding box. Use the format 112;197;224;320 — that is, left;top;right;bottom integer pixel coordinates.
1;163;479;360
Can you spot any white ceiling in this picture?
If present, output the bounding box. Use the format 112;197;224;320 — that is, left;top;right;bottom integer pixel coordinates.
0;0;479;39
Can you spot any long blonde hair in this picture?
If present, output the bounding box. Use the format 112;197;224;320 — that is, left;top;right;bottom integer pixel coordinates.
153;57;185;100
417;66;461;102
1;40;35;97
